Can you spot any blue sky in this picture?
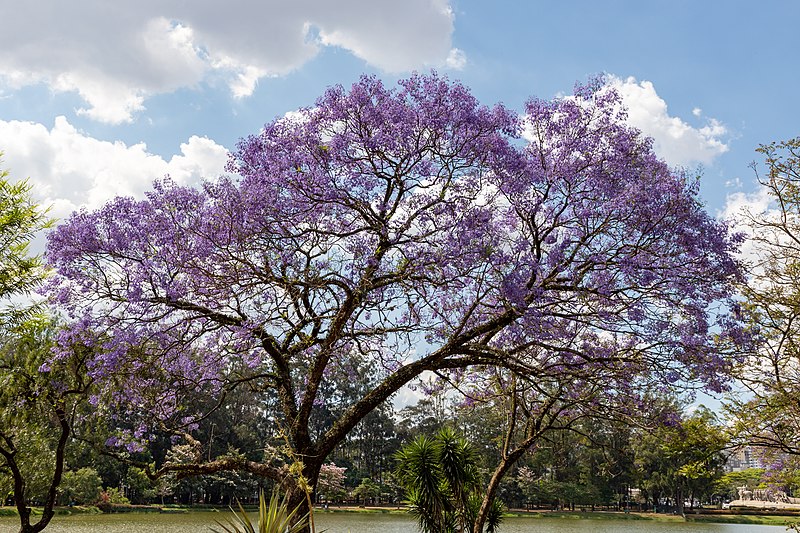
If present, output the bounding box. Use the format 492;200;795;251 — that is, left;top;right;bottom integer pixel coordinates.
0;1;798;224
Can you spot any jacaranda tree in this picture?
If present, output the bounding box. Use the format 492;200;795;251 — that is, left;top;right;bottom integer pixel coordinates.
44;73;744;531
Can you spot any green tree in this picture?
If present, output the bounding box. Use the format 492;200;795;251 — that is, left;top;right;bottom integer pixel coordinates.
59;467;102;505
124;467;157;504
0;160;50;325
0;320;93;532
351;477;380;504
731;137;800;457
634;407;727;515
715;468;765;502
395;428;502;533
0;158;92;533
0;320;94;530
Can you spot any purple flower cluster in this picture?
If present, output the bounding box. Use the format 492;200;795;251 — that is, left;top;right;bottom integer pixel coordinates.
43;73;744;446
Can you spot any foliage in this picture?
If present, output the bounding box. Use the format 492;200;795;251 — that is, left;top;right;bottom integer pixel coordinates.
43;73;743;530
211;488;309;533
100;486;130;505
0;156;52;326
715;468;765;501
352;477;380;502
0;320;94;533
731;137;800;457
633;406;727;513
316;463;346;502
124;467;158;504
59;467;102;505
395;427;503;533
511;414;637;510
0;159;91;532
518;465;602;509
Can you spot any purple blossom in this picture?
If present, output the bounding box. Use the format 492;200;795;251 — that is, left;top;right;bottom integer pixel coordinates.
41;73;744;452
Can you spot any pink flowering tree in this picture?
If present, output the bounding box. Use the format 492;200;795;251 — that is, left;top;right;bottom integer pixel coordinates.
44;73;743;530
316;463;346;502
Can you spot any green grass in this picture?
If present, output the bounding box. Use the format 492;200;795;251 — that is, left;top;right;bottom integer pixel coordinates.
505;510;652;521
313;506;800;526
3;503;793;528
0;505;102;517
503;509;799;527
685;513;799;527
314;506;408;515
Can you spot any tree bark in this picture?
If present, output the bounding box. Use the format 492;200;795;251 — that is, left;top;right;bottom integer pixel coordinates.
0;404;70;533
675;485;685;517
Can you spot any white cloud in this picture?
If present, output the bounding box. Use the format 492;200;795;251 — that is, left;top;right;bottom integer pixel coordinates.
723;187;772;225
721;185;775;267
0;117;228;222
445;48;467;70
608;76;729;167
725;176;743;189
0;1;456;123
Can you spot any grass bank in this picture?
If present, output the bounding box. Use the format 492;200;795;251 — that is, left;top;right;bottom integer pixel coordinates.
315;506;798;527
503;509;798;527
0;504;189;516
0;506;102;517
3;504;796;528
314;506;409;515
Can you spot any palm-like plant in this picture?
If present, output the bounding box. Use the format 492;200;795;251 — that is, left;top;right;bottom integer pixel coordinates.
395;428;504;533
211;487;309;533
396;434;450;532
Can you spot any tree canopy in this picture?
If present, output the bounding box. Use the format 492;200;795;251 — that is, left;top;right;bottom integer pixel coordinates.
0;158;88;533
43;73;744;529
0;158;51;325
730;138;800;481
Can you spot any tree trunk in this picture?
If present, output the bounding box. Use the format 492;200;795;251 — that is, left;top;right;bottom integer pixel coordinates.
472;449;525;533
0;405;70;533
675;486;685;517
281;458;323;533
285;485;312;533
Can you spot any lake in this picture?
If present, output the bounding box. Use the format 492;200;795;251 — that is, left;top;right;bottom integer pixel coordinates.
0;512;789;532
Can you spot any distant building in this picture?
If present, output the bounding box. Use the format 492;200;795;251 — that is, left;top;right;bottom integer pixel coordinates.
725;446;765;472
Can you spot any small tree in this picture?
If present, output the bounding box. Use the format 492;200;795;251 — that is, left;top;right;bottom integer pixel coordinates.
352;477;380;504
395;428;502;533
59;467;102;505
316;463;346;503
0;157;92;533
715;468;765;502
732;138;800;457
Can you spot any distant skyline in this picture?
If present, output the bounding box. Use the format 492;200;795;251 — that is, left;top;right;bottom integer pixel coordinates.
0;1;797;230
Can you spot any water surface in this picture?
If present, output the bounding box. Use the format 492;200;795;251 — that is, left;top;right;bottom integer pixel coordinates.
0;511;787;532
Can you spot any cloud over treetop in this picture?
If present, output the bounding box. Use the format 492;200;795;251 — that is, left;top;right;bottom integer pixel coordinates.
1;1;458;124
0;117;228;221
609;76;729;168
